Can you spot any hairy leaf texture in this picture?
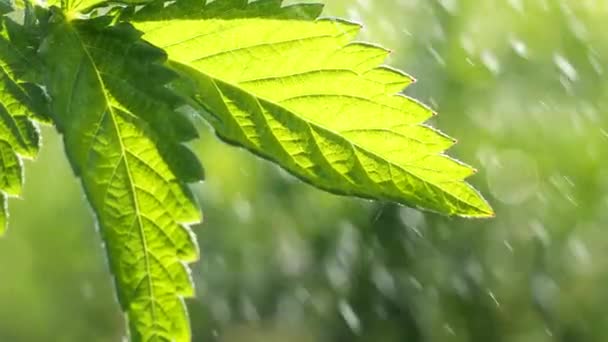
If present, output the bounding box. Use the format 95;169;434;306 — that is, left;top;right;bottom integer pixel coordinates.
39;12;202;341
130;0;493;217
0;16;48;234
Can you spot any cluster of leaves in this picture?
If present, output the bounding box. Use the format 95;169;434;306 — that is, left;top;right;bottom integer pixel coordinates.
0;0;492;340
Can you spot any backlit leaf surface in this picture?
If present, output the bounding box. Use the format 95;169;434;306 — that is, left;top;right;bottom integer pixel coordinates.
132;0;493;217
40;13;202;341
0;16;47;234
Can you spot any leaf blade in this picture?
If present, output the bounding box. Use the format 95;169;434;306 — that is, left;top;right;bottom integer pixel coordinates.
0;193;6;236
40;15;201;341
133;0;493;217
0;16;47;234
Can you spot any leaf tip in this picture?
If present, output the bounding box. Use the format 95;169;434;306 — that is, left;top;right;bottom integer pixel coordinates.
467;196;495;219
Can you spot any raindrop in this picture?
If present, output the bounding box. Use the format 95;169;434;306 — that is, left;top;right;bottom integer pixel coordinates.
294;286;311;303
409;275;423;291
451;275;469;298
428;97;439;110
336;222;360;265
444;323;456;336
465;259;484;284
240;295;260;322
460;34;476;55
232;196;252;222
503;240;514;253
567;236;591;271
356;0;372;12
277;231;310;276
554;54;578;82
238;166;250;177
476;145;496;168
588;52;603;75
409;225;423;239
487;290;501;308
559;75;575;95
509;38;528;58
568;17;588;41
532;274;559;309
399;207;426;234
325;259;349;290
339;300;361;334
428;45;446;67
581;102;599;122
210;297;232;324
438;0;458;14
371;264;396;297
481;50;501;74
379;18;397;40
550;174;579;207
371;204;385;223
346;7;362;24
432;21;446;41
507;0;524;12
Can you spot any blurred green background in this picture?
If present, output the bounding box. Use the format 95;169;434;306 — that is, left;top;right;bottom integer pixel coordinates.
2;0;608;341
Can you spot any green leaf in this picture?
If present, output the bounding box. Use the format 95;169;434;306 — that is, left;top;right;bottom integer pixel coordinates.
0;0;11;14
132;0;493;218
0;16;48;234
0;192;6;235
60;0;157;15
0;66;48;143
39;12;202;341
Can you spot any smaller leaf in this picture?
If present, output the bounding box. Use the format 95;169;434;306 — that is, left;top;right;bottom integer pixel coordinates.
0;16;48;234
0;139;21;195
0;193;6;235
0;0;11;15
